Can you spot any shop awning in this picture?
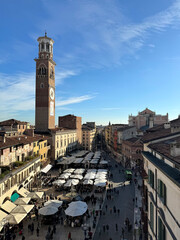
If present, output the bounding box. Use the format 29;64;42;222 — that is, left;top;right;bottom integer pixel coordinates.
18;187;30;197
1;200;16;213
6;213;27;225
0;210;8;222
10;193;20;202
41;164;52;174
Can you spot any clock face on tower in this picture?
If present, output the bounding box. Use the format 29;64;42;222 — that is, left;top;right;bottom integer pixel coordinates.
49;87;55;100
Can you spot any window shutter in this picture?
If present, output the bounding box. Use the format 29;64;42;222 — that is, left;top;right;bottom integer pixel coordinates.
158;179;160;195
163;184;166;205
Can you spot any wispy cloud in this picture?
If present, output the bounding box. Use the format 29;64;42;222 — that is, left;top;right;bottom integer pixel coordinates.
38;0;180;68
0;70;87;120
56;95;94;107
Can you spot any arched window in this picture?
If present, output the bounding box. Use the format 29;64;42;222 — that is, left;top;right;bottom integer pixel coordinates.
41;42;44;50
46;43;49;52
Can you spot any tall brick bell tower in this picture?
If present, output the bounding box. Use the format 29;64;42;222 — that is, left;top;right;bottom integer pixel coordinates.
35;33;56;132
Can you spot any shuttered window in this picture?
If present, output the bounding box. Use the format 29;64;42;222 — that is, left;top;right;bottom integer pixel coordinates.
150;202;154;231
158;179;166;205
148;170;154;189
158;217;166;240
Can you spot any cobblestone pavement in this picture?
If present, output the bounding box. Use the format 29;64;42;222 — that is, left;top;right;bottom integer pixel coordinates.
93;156;135;240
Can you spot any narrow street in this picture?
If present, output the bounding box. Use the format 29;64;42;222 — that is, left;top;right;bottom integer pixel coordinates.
93;154;135;240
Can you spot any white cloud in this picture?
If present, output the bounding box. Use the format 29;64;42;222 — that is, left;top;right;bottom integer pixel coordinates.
0;69;83;120
38;0;180;68
56;95;94;107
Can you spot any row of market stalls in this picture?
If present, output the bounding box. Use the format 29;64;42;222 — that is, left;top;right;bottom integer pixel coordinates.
53;168;108;188
57;151;108;168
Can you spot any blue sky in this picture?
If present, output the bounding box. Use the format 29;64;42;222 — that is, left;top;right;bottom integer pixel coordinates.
0;0;180;125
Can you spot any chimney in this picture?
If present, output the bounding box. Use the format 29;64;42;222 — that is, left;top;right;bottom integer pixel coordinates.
170;141;180;157
164;122;170;129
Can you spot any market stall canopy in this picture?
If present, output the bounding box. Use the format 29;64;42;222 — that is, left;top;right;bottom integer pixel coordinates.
99;160;108;165
58;157;76;165
64;168;75;173
98;169;108;173
90;159;98;164
87;169;97;173
65;201;87;217
27;192;44;199
70;174;83;180
74;168;85;174
83;179;93;185
18;187;30;197
39;206;58;216
44;200;63;208
94;180;106;187
59;173;71;179
64;179;79;187
0;210;8;222
10;192;20;202
52;179;65;186
14;198;31;205
1;200;16;213
84;172;96;180
41;164;52;174
6;213;27;225
73;158;84;164
11;205;34;214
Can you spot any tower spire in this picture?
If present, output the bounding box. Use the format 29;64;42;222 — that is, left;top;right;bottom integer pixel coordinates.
45;31;47;37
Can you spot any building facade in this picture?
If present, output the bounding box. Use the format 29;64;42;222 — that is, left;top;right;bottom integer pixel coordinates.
35;33;56;132
141;117;180;240
122;137;143;168
58;114;82;144
129;108;168;130
82;124;96;151
0;119;29;137
51;128;77;161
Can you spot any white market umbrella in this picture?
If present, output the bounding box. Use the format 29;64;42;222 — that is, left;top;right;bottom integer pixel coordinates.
68;201;87;208
59;173;71;179
6;213;27;225
94;181;106;187
27;192;44;200
65;201;87;217
70;174;83;180
44;200;63;208
53;179;65;186
98;169;108;172
11;205;34;214
14;197;31;205
74;169;85;174
64;168;75;173
83;179;93;185
39;206;58;216
64;179;79;187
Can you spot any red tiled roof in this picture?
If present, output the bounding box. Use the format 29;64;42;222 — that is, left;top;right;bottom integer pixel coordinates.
149;136;180;164
0;135;49;149
0;119;28;126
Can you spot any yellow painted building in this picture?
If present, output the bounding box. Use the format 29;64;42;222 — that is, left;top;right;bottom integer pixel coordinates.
33;137;50;162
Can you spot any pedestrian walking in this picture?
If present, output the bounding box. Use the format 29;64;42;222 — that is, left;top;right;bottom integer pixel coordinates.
106;224;109;231
53;225;56;234
68;232;72;240
36;227;39;237
105;205;108;211
122;227;125;238
110;208;112;214
22;236;25;240
103;224;106;232
116;223;118;231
